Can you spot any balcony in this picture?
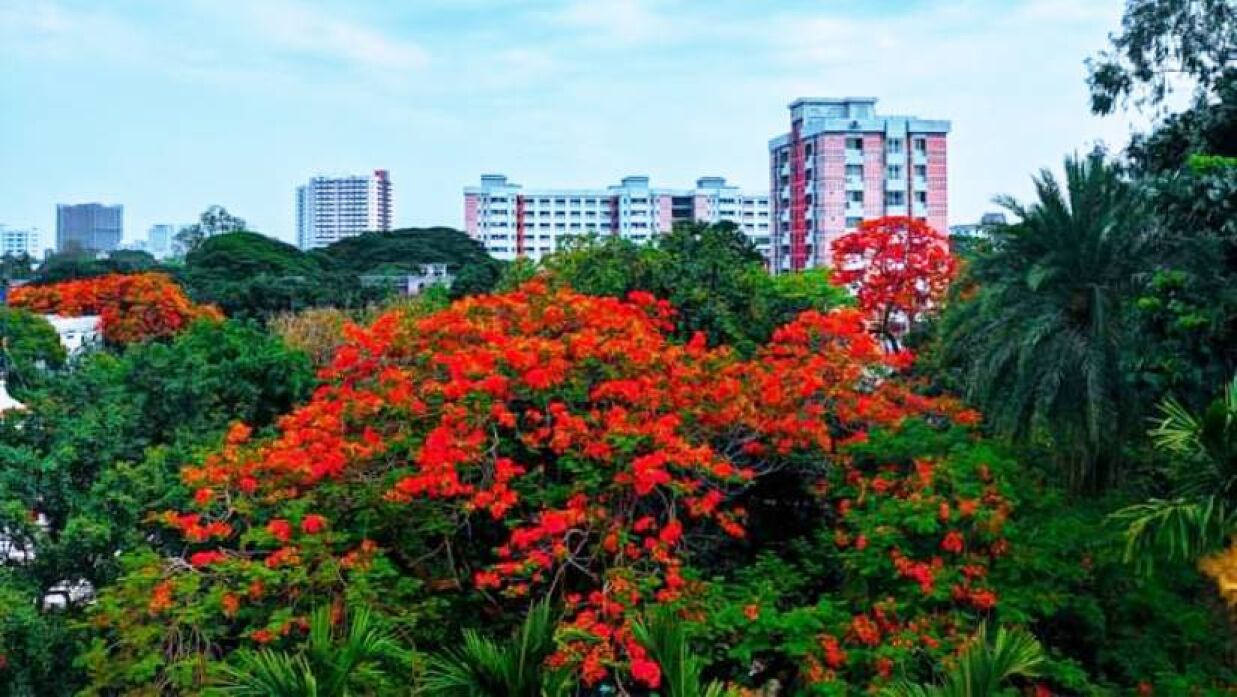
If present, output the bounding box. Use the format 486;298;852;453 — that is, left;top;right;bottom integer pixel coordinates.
885;151;906;165
913;177;928;190
912;202;929;216
846;202;865;217
886;205;909;216
913;151;928;165
885;178;907;191
845;175;864;190
845;150;864;165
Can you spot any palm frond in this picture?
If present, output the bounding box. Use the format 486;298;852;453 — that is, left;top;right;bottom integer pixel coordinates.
880;625;1045;697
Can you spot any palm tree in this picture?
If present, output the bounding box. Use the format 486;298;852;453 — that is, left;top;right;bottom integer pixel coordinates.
210;605;412;696
417;600;572;697
629;610;737;697
881;625;1046;697
1114;374;1237;567
942;154;1146;491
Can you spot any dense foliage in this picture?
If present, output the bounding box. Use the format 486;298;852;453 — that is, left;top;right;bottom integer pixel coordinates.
0;307;65;394
0;318;314;695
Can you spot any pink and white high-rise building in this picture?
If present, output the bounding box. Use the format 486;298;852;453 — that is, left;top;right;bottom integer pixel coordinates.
464;175;771;263
768;97;949;272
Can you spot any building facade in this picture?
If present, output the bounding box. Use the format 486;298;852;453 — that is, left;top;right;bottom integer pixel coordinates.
0;226;40;258
296;170;393;250
56;203;123;253
769;97;949;272
146;224;176;259
463;175;771;263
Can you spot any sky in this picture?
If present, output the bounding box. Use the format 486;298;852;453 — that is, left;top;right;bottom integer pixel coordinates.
1;0;1152;247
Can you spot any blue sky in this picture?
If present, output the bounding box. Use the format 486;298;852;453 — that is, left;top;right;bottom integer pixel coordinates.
1;0;1147;246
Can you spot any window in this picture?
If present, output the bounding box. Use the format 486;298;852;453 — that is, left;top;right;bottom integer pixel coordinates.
845;164;863;178
847;191;864;203
914;191;928;204
885;191;906;206
913;137;927;153
845;137;864;150
886;164;903;180
914;164;927;179
845;216;863;229
886;137;904;153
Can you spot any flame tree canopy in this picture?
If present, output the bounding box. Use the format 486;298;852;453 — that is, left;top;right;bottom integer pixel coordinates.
79;278;1020;694
8;273;222;344
831;216;957;349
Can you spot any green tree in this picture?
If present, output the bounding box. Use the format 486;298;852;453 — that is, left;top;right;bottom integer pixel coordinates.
1087;0;1237;115
532;222;846;354
177;205;248;255
104;250;158;273
0;307;66;394
941;155;1147;491
0;253;37;281
314;227;502;300
181;232;338;318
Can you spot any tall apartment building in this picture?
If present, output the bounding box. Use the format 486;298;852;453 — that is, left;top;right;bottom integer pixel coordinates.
296;169;393;250
0;226;40;258
56;203;123;253
769;97;949;272
147;224;176;259
463;175;771;263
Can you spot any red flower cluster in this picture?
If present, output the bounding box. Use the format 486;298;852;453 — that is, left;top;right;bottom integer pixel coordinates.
8;273;221;344
830;216;957;345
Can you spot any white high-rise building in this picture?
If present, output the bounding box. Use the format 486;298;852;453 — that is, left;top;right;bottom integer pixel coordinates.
296;170;393;250
0;226;40;259
464;175;771;264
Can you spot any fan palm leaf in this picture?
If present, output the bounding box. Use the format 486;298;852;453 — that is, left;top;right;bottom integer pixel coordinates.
881;625;1045;697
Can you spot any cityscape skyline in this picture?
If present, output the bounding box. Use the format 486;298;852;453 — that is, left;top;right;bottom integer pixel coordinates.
2;0;1150;246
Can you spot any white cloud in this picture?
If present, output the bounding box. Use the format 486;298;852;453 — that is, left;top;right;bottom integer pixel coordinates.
237;0;430;73
551;0;671;45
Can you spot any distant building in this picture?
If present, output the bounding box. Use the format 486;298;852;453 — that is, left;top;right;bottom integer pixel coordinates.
56;203;123;253
147;224;177;258
769;97;950;272
44;315;102;355
296;170;393;250
950;212;1008;240
0;226;40;258
360;263;454;296
463;175;772;264
0;380;24;414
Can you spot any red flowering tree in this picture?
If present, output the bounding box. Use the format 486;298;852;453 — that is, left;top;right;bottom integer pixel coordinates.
83;280;987;693
830;216;957;351
8;273;222;344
